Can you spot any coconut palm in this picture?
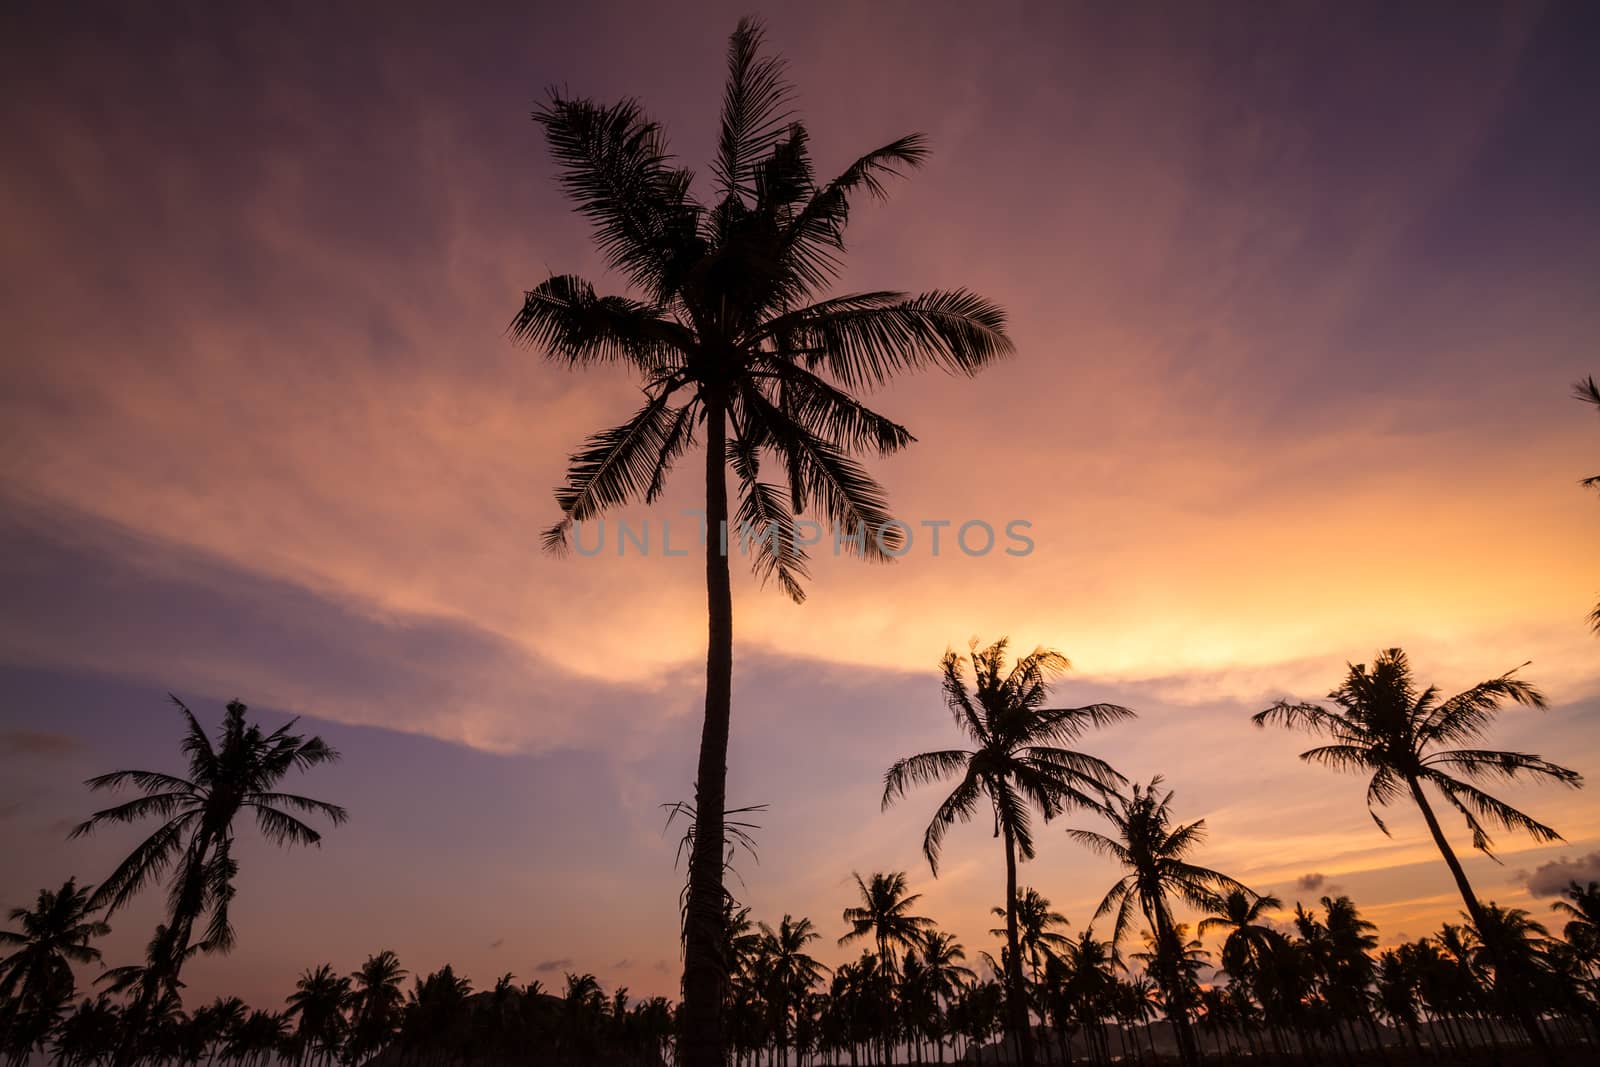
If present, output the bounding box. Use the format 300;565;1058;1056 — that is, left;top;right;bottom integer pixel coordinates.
756;915;828;1063
515;21;1013;1063
840;872;931;1061
0;879;109;1059
1552;879;1600;969
1199;889;1285;997
71;697;345;1060
989;888;1070;991
883;639;1132;1067
1069;778;1250;1067
1253;647;1581;1053
839;872;934;973
284;964;349;1067
346;951;407;1063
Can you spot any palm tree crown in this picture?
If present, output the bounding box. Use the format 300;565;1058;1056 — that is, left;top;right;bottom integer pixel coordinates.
1253;649;1580;854
516;18;1013;594
838;872;933;973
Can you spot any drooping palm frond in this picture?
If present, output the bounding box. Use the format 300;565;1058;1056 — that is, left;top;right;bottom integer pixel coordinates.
533;94;702;299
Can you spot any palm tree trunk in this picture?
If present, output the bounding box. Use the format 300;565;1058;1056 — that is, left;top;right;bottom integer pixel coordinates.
1404;775;1554;1064
682;391;735;1067
1001;830;1035;1067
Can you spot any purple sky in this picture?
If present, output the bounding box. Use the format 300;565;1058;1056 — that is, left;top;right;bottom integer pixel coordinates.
3;0;1598;1007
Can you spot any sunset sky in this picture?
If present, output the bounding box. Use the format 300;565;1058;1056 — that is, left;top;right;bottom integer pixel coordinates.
3;0;1598;1007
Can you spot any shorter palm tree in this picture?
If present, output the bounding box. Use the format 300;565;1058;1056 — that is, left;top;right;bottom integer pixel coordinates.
840;872;931;1062
1069;777;1250;1067
72;696;346;1055
988;888;1070;991
347;950;407;1062
883;639;1132;1067
839;871;934;973
284;964;349;1067
0;879;109;1058
757;915;828;1062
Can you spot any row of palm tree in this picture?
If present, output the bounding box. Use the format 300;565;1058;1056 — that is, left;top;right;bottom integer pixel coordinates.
11;863;1600;1067
1;644;1591;1067
5;935;671;1067
711;879;1600;1066
871;639;1585;1067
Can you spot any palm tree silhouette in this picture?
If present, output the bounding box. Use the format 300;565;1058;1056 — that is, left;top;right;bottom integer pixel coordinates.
1199;888;1285;1017
0;879;109;1058
346;950;407;1063
70;696;345;1060
1069;777;1249;1067
883;639;1132;1067
514;22;1013;1063
283;964;349;1067
755;915;828;1064
839;871;932;1062
988;887;1070;996
1253;647;1581;1055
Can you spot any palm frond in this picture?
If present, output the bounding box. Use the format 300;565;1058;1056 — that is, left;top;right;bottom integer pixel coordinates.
509;274;688;369
542;390;687;551
759;289;1013;391
732;476;810;602
712;17;795;201
882;750;971;809
534;93;701;297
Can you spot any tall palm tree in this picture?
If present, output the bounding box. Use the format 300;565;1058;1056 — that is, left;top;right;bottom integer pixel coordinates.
840;872;932;1062
883;639;1133;1067
71;696;345;1058
1253;647;1581;1055
1069;777;1250;1067
515;22;1013;1064
0;879;109;1057
1577;376;1600;631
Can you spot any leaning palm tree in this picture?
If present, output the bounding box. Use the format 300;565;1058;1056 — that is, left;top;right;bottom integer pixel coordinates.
1252;647;1581;1055
883;639;1133;1067
71;696;345;1060
1069;777;1250;1067
515;22;1014;1064
0;879;109;1056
